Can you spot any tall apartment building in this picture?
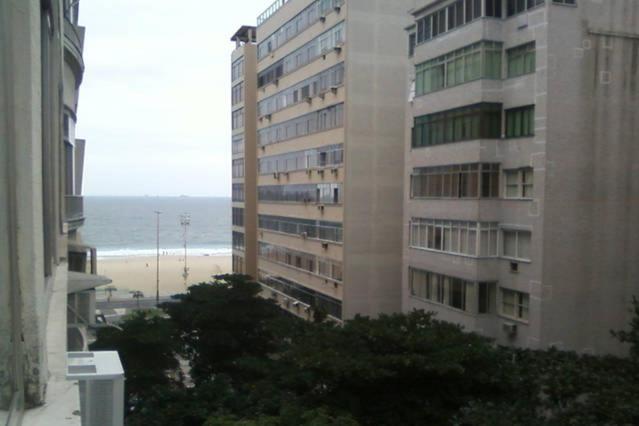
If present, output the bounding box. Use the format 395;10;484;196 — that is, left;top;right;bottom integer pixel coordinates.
233;0;416;322
1;0;122;424
403;0;639;355
231;26;259;279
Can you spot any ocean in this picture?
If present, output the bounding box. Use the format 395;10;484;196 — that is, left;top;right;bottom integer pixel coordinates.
83;196;231;258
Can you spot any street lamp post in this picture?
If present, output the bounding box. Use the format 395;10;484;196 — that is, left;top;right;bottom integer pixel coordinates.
154;211;161;306
180;213;191;288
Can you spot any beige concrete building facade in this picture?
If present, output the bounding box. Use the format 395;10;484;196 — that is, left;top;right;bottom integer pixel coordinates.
231;26;259;279
403;0;639;355
232;0;415;321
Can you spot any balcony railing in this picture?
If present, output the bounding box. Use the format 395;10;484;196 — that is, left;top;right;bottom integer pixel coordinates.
257;0;292;26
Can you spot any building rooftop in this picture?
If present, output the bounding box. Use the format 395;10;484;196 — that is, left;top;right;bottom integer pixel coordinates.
230;25;257;43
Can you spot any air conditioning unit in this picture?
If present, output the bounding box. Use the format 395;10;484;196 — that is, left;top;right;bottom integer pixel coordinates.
317;169;325;176
305;96;313;104
67;351;125;426
333;45;342;54
503;323;518;337
331;168;339;175
264;113;272;120
319;15;327;23
306;169;313;176
300;232;308;239
317;204;325;212
318;91;326;100
292;301;300;308
274;79;279;87
330;85;339;94
322;242;329;250
334;5;341;13
273;172;280;179
304;306;311;312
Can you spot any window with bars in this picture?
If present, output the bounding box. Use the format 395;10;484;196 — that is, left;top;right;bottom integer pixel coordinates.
501;288;530;320
505;105;535;138
415;41;502;96
412;103;502;148
411;163;500;199
504;168;534;198
507;42;536;78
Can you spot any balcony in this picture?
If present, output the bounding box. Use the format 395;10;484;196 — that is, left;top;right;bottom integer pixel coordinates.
63;19;85;83
65;195;85;230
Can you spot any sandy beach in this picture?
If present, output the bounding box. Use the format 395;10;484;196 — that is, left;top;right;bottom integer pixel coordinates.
97;255;231;299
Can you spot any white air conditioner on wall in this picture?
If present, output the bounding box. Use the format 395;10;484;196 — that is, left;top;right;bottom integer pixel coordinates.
67;351;125;426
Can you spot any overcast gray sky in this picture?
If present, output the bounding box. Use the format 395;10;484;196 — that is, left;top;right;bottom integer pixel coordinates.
76;0;271;197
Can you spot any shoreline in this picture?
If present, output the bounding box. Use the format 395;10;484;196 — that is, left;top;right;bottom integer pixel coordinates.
97;254;231;299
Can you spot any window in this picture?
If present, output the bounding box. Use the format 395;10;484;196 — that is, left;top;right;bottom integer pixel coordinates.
231;82;244;106
415;0;485;44
231;57;244;81
232;159;244;178
507;0;545;17
413;103;502;148
257;0;344;60
504;168;534;198
408;32;416;57
259;271;343;319
505;105;535;138
502;229;531;260
259;243;343;282
553;0;575;4
232;134;245;155
410;219;498;257
507;42;536;78
232;108;244;130
258;22;345;88
478;282;493;314
501;289;530;320
415;41;502;96
409;268;494;313
232;232;245;251
259;145;342;175
259;103;344;147
485;0;503;17
258;63;344;117
411;163;500;199
232;183;245;202
232;255;244;274
232;208;244;227
259;215;343;243
258;183;342;204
